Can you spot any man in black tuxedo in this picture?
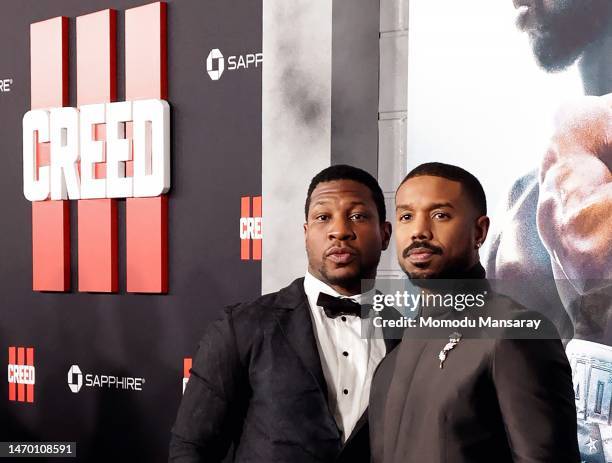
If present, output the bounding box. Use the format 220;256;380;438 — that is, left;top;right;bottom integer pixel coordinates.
368;162;580;463
169;165;398;462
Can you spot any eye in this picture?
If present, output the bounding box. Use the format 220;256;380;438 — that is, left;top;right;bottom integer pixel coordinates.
398;213;412;222
315;214;329;222
350;213;368;221
433;212;450;220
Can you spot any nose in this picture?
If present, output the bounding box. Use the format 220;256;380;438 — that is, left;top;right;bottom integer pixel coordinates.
410;214;433;241
328;216;355;241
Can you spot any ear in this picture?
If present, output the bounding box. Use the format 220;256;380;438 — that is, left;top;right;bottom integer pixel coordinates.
474;216;490;248
303;222;308;238
381;221;392;251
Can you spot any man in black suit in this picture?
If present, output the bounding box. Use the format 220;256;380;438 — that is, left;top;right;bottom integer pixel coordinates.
169;165;397;462
368;162;580;463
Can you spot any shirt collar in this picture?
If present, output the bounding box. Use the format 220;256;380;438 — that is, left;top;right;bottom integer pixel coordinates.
304;271;364;306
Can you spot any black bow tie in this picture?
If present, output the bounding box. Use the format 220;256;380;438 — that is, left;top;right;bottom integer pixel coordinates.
317;292;365;319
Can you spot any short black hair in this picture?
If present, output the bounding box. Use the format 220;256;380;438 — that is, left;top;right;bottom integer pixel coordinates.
398;162;487;216
305;164;386;222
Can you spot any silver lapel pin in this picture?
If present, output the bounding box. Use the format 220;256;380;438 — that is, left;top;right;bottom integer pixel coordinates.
439;331;462;369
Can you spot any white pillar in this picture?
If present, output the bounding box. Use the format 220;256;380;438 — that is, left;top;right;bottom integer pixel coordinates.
262;1;332;293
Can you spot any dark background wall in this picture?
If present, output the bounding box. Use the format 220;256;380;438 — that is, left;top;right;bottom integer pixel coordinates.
1;0;262;460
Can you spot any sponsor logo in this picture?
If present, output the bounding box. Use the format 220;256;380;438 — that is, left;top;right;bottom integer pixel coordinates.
183;358;192;394
206;48;262;81
240;196;262;260
67;364;83;393
8;347;35;403
0;78;12;92
67;364;145;394
206;48;224;80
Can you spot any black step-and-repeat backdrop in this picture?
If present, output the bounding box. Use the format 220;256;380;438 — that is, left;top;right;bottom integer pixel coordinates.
1;0;262;460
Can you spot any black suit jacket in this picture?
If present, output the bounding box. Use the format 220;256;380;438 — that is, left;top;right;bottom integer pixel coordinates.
368;292;579;463
169;278;399;462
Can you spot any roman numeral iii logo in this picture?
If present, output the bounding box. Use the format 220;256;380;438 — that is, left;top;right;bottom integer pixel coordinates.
24;2;170;294
240;196;262;261
8;347;35;403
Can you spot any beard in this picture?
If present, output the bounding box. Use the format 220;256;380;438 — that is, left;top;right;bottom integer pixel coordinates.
308;248;380;291
399;253;474;286
527;0;610;72
318;262;360;287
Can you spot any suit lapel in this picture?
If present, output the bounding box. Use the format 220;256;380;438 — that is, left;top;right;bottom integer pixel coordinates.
275;281;329;402
383;333;401;354
381;305;403;353
274;278;402;451
341;408;369;451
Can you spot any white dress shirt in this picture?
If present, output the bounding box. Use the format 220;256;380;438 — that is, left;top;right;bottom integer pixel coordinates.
303;271;386;442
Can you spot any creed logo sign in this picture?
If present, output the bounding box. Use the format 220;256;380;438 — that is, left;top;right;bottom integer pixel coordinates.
23;100;170;201
25;2;169;294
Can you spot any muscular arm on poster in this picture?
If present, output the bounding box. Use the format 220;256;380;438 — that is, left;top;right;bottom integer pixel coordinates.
537;94;612;293
493;338;579;462
169;307;248;462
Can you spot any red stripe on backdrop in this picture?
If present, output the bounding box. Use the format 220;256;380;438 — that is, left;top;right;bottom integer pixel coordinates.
17;348;24;402
8;347;15;402
125;2;168;293
252;196;262;261
26;348;34;403
241;197;251;260
30;17;70;291
78;199;118;292
32;201;70;291
76;9;118;293
125;2;167;101
126;196;168;293
184;358;192;379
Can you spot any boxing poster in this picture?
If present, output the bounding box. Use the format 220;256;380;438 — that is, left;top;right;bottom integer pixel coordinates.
405;1;611;461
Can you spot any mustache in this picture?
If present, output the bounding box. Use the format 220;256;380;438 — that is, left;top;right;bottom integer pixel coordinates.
402;241;443;259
